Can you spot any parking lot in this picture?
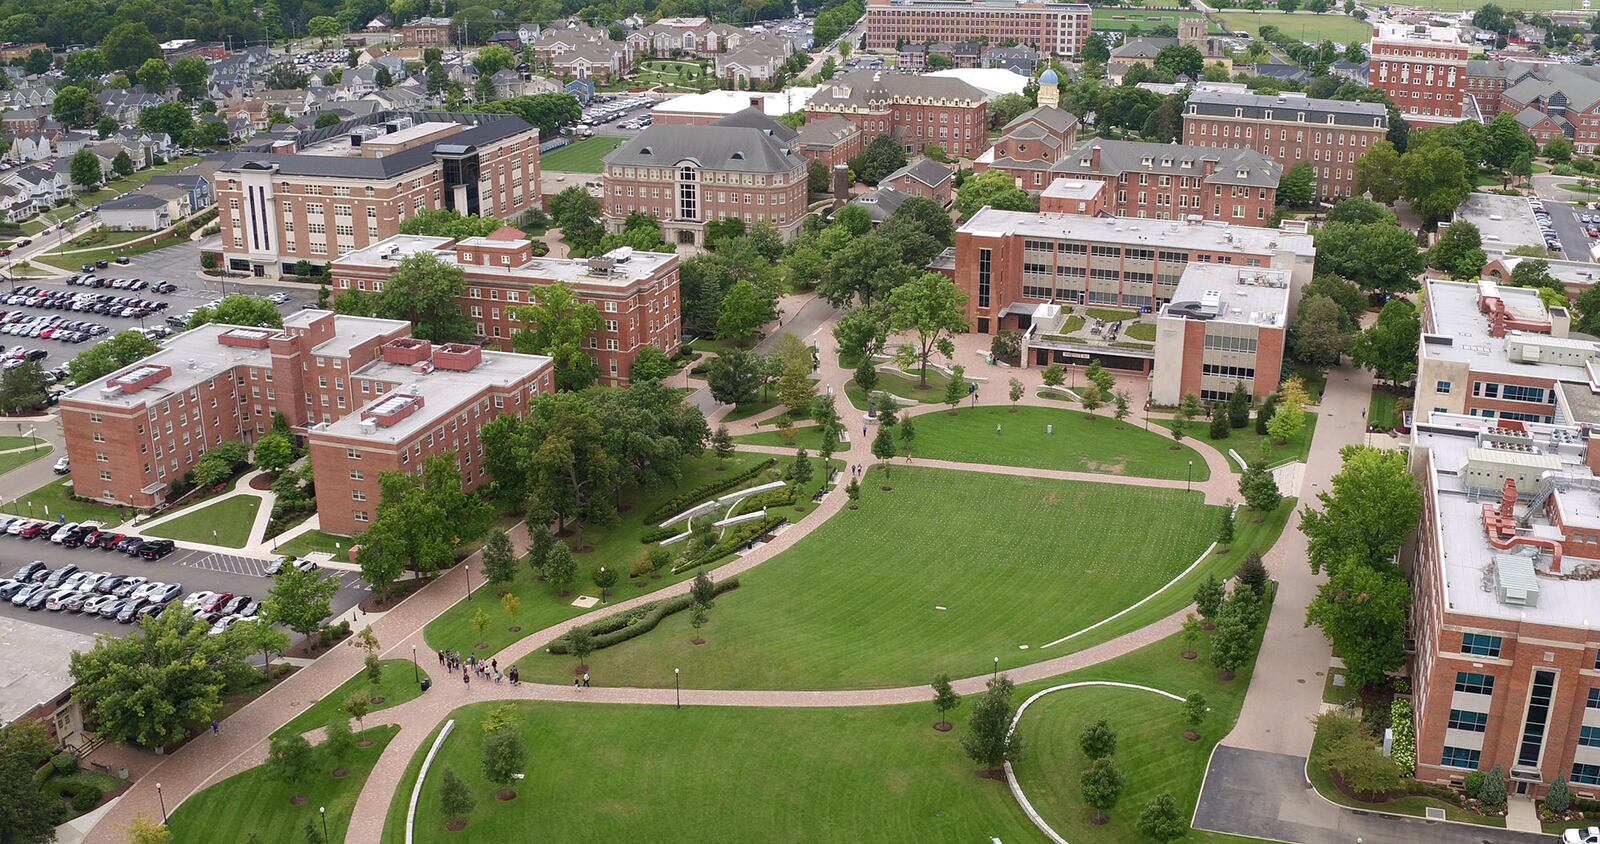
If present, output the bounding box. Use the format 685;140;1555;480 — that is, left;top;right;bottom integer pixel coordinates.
582;94;657;137
0;534;368;636
1546;199;1599;263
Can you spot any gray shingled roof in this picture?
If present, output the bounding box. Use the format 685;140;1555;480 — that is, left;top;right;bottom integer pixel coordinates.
849;187;909;223
809;70;987;110
101;193;169;210
1112;37;1176;60
1186;90;1386;129
605;123;802;174
795;115;857;148
1005;106;1079;135
1051;139;1281;188
1468;59;1535;82
885;158;954;188
712;107;798;144
1503;65;1600;114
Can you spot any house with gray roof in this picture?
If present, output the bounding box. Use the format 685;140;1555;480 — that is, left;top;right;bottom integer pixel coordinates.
882;158;955;206
1049;139;1282;226
97;191;172;231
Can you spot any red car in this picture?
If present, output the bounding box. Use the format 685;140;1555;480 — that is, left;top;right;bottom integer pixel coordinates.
98;533;125;551
202;593;234;614
19;522;47;539
81;529;103;548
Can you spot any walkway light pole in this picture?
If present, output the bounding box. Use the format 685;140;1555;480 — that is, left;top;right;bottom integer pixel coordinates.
992;656;999;680
1187;460;1193;493
412;645;418;683
674;667;680;710
320;806;328;842
156;783;166;823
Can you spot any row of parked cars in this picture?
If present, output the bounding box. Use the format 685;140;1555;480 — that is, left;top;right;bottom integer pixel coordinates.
0;516;175;557
64;275;175;293
0;313;107;345
4;285;171;320
0;562;183;623
1529;198;1566;253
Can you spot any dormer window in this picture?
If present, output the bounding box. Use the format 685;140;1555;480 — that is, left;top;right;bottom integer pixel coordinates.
1188;104;1197;114
1181;160;1192;169
1263;110;1272;120
1080;157;1091;166
1326;115;1336;124
1234;107;1243;117
1296;113;1305;122
1374;118;1383;127
1141;156;1153;166
640;146;652;155
1161;158;1172;167
731;151;744;160
1236;169;1248;178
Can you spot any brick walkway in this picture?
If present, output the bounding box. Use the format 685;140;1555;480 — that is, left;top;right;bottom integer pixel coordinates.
86;314;1259;843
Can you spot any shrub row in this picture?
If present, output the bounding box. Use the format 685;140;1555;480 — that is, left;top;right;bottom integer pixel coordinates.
1390;700;1415;776
671;514;785;574
733;484;795;516
545;578;741;654
638;525;681;544
54;779;101;812
645;458;775;523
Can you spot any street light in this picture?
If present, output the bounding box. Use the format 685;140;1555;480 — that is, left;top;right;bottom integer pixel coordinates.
156;782;166;823
992;656;999;680
464;560;472;599
674;667;680;710
320;806;328;842
411;645;418;683
1187;460;1193;493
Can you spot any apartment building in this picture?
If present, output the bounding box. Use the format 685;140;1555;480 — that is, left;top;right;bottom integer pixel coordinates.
806;70;989;159
1182;90;1389;200
864;0;1092;58
1369;23;1471;128
1149;263;1289;404
795;116;864;168
1046;139;1281;226
1408;410;1600;798
951;209;1314;376
57;308;538;518
215;112;541;279
1414;278;1587;427
1467;58;1536;119
331;232;681;386
600;109;808;244
1494;63;1600;154
306;337;553;534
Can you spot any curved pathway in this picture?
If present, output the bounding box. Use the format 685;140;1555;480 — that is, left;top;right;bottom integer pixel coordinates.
86;314;1252;842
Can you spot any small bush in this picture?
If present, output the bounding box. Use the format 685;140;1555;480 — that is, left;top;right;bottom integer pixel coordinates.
671;514;785;573
645;459;775;523
50;753;78;775
1463;770;1486;799
545;578;740;654
64;781;101;812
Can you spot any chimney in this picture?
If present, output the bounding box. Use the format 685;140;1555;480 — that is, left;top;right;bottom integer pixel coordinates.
832;163;850;210
1090;145;1101;170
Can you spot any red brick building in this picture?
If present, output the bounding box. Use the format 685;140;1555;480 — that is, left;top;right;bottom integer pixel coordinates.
331;232;681;386
864;0;1092;59
795;116;863;168
806;70;989;159
215;113;541;279
401;16;454;46
1036;178;1110;216
1149;262;1289;404
1409;411;1600;799
1182;90;1389;201
881;158;955;206
973;105;1080;193
1046;139;1281;226
1369;22;1470;129
600;108;808;244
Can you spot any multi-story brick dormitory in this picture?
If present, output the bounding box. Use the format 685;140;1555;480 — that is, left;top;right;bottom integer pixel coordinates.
972;105;1081;193
1369;22;1471;129
864;0;1092;58
805;70;989;160
215;111;541;280
57;309;553;532
1181;90;1388;201
1045;139;1281;226
331;231;681;386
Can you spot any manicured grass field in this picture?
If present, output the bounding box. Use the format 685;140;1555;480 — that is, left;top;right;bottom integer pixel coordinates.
720;394;784;422
540;137;625;173
147;495;261;547
1124;322;1157;341
1;478;125;524
1216;10;1372;42
274;529;354;559
273;660;430;740
517;466;1218;689
1094;7;1199;30
43;228;189;266
0;435;47;450
907;405;1209;481
0;445;49;476
1368;387;1404;432
168;725;398;844
1162;412;1317;471
731;425;833;451
844;366;963;410
424;451;832;657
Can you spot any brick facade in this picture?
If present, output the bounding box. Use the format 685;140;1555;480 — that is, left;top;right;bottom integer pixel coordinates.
806;70;989;160
1369;23;1470;128
864;0;1092;58
1181;91;1388;201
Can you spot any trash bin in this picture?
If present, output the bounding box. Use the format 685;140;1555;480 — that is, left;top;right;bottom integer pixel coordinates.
420;677;431;693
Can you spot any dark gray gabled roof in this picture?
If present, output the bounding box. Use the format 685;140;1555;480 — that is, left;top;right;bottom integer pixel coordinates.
605;123;802;174
1051;139;1282;188
795;115;858;148
848;187;909;223
101;193;169;210
809;70;987;110
1005;106;1079;135
884;158;953;189
1112;37;1176;60
711;107;798;144
1186;90;1387;129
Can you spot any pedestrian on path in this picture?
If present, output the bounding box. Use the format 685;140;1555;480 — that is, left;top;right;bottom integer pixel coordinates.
509;666;519;685
463;669;470;689
583;672;590;687
437;650;444;666
211;720;219;736
573;674;580;690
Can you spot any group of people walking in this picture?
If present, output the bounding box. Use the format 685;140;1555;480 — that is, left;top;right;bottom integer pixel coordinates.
438;649;518;687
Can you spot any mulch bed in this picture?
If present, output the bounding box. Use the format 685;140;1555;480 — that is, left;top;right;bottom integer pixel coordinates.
446;819;467;831
331;768;349;778
290;796;308;806
356;739;373;748
933;722;952;732
507;625;522;633
248;474;276;491
1183;730;1199;742
691;637;706;645
1180;650;1197;660
357;577;425;613
496;789;516;801
975;769;1005;781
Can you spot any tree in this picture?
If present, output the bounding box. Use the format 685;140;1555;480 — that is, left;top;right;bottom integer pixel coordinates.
472;45;516;77
955;169;1034;218
397;210;506;240
943;364;967;411
357;456;492;590
564;624;594;670
853;133;908;185
989;93;1034;128
344;688;372;730
1484;111;1534;172
1266;390;1306;445
0;720;61;844
511;282;603;390
1351;298;1420;386
439;766;475;824
264;564;339;639
1326;197;1396;227
323;715;356;764
706;348;763;407
961;676;1022;772
1078;719;1118;760
1400;142;1472;224
1303;444;1422;575
1238;551;1269;596
0;360;47;414
1315;712;1404;796
1208;410;1230;440
1042;363;1064;389
1314;221;1423;294
186;295;284;330
1136;793;1188;843
592;565;618;600
1225;383;1251;430
716;280;773;341
892;197;956;247
136;57;169;92
1306;561;1409;688
1548;775;1575;814
1290;295;1352;368
1354;140;1404;205
1545;135;1575;162
807;158;831;194
171;56;208;99
931;674;959;730
711;425;734;464
1193;575;1224;622
67;146;101;192
544;541;577;593
251;431;294;476
481;728;525;788
64;48;109;83
887;273;966;388
626;345;675;384
1154;43;1203;79
1480;764;1508;810
125;817;172;844
1080;757;1125;824
1182;691;1208;736
266;733;316;798
482;530;517;585
1210;589;1258;679
69;609;249;748
102;22;160;73
871;424;896;475
788;447;814;489
1278;162;1316;208
140;101;195;140
1428;220;1488;280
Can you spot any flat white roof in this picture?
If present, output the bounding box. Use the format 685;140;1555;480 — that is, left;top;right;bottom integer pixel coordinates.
1421;278;1592;381
335;235;675;291
1041;178;1105;200
959;208;1316;258
1164;263;1290;328
1453;193;1546;253
316;347;551;443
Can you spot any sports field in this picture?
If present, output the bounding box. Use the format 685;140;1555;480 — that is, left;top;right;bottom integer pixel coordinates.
1217;10;1373;42
1094;7;1201;30
540;136;625;173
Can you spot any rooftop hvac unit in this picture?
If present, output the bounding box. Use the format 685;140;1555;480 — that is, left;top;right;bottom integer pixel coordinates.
359;420;378;435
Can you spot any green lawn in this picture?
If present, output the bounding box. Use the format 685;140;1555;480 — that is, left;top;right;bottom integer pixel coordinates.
41;228;190;267
1093;7;1199;30
844;367;965;411
1086;307;1141;322
274;529;355;559
720;393;784;422
1307;725;1505;828
1291;365;1327;404
1162;412;1317;471
907;405;1209;481
517;466;1218;690
146;495;261;547
1558;182;1600;194
1125;322;1157;341
168;725;398;844
1369;387;1404;432
59;227;148;250
1216;10;1372;41
390;609;1272;844
0;435;47;450
1321;667;1359;707
731;425;833;451
1;478;125;524
273;660;429;740
540;137;625;173
423;451;831;657
67;156;203;209
0;445;49;476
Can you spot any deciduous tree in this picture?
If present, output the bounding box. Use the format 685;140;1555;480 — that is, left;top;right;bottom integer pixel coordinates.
887;273;966;388
1352;298;1420;386
1080;757;1125;824
511;282;603;390
961;676;1022;773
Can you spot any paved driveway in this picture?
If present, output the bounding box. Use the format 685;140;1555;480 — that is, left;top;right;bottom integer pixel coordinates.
1543;200;1594;263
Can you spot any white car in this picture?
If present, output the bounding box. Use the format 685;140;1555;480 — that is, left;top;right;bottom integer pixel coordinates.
80;594;116;614
7;518;34;535
50;522;79;543
182;590;216;611
208;614;243;636
44;587;77;611
130;581;166;602
265;292;289;304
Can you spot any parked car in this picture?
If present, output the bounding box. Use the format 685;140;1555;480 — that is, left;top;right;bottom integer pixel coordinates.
24;586;52;609
264;556;290;576
12;561;44;582
93;575;124;594
40;564;77;588
97;598;128;618
8;582;40;606
110;576;146;597
18;521;47;539
80;594;116;614
182;590;216;611
136;539;176;559
98;533;126;551
51;456;68;474
0;579;23;600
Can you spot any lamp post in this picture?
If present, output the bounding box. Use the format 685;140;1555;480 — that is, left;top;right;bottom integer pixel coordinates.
992;656;999;680
320;806;328;842
156;782;166;823
411;644;418;683
464;559;472;599
1187;460;1193;493
674;667;680;710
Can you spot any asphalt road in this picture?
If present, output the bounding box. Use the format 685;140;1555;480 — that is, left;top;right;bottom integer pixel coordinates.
1545;200;1594;263
0;536;367;636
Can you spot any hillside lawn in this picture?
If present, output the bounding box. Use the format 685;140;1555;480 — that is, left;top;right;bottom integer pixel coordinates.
907;405;1211;481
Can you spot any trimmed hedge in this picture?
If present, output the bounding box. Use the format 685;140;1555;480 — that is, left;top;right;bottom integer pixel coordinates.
545;577;741;654
671;514;785;574
639;525;682;544
646;458;776;523
735;484;795;515
57;780;101;812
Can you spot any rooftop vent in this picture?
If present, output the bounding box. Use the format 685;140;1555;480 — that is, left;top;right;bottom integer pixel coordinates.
1494;551;1541;607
